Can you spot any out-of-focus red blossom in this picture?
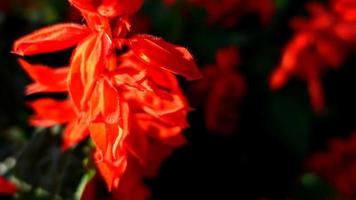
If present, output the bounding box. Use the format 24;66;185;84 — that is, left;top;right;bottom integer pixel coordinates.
332;0;356;22
13;0;201;199
270;1;356;113
188;0;275;27
0;176;17;195
307;132;356;198
162;0;176;7
190;47;245;134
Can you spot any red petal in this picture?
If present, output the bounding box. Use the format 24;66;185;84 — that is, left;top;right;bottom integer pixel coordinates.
308;78;325;113
0;177;17;195
62;118;90;150
113;162;150;199
68;32;112;110
89;101;129;162
68;0;97;14
146;66;181;93
28;99;77;127
13;23;90;56
270;68;289;90
94;149;127;191
128;34;202;80
216;47;240;71
127;116;149;164
99;79;120;124
18;59;69;94
99;0;144;17
113;101;130;160
134;113;186;147
144;141;175;178
89;122;108;155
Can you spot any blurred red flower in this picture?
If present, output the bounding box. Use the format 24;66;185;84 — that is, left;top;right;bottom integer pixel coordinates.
270;1;356;113
191;47;245;134
189;0;275;27
307;132;356;198
0;176;17;195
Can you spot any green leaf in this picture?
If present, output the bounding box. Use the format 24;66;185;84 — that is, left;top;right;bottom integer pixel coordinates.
13;129;86;199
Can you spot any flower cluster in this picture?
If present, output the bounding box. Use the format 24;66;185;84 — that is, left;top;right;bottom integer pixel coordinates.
307;132;356;198
13;0;201;198
190;47;245;134
270;0;356;113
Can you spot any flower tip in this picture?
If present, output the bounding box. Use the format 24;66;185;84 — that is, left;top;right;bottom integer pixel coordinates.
185;64;203;81
61;141;73;152
11;48;24;56
269;69;287;90
188;71;203;81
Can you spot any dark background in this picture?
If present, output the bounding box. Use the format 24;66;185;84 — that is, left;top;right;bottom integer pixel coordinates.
1;0;355;199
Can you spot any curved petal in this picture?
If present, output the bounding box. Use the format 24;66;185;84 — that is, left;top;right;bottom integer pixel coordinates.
95;153;127;191
18;59;69;94
28;99;77;127
68;32;112;110
62;118;90;150
13;23;90;56
128;34;202;80
99;79;120;124
89;101;129;164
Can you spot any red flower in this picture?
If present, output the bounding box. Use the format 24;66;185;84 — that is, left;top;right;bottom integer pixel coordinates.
14;0;201;198
0;176;17;195
190;47;245;134
332;0;356;22
270;2;356;113
307;132;356;198
189;0;275;27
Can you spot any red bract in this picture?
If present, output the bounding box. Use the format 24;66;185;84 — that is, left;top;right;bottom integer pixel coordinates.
13;24;91;56
190;47;245;134
18;59;68;94
14;0;201;198
270;1;356;113
0;176;17;195
189;0;275;27
307;132;356;198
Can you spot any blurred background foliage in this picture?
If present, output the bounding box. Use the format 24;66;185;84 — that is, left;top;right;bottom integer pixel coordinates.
1;0;355;199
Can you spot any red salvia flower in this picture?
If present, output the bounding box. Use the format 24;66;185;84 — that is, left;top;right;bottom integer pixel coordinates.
0;176;17;195
307;132;356;198
270;1;356;113
189;0;275;27
190;47;245;134
14;0;201;198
